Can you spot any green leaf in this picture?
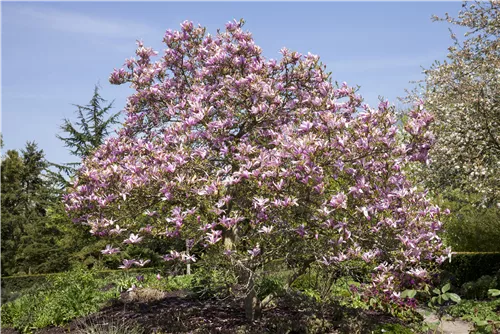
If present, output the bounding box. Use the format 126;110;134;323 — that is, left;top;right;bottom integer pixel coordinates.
447;293;461;303
441;283;450;293
441;293;449;301
475;320;488;327
433;288;441;295
488;289;500;297
401;289;417;298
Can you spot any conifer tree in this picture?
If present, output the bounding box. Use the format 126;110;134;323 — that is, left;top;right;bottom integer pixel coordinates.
52;85;120;184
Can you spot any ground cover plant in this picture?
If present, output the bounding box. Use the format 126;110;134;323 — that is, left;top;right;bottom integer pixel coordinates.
1;268;118;332
0;268;194;333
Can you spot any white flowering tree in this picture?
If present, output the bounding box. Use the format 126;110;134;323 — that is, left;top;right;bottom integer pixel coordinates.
420;1;499;204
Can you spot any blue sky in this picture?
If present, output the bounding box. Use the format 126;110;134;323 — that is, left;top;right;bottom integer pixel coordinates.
2;2;466;165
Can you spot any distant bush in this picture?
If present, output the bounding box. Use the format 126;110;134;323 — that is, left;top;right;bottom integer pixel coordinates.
442;253;500;288
461;275;500;300
441;196;500;253
1;274;50;304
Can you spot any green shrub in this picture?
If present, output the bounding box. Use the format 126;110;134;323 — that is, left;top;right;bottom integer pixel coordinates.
442;253;500;288
256;274;286;300
190;250;237;299
461;275;499;300
1;274;50;304
1;268;119;333
191;266;236;299
441;195;500;253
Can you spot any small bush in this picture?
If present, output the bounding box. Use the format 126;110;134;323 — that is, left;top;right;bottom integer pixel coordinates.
1;274;50;304
256;274;286;300
442;253;500;288
461;275;499;300
190;250;237;299
447;298;500;333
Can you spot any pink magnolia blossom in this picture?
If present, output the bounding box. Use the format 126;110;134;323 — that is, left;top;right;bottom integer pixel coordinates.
119;259;136;269
65;19;448;299
101;244;120;255
123;233;143;244
134;259;151;267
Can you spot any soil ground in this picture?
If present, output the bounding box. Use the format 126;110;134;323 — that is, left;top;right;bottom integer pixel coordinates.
1;290;413;334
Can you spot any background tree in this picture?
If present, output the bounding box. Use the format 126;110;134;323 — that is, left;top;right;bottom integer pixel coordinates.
408;0;499;251
52;84;120;184
17;142;54;273
1;149;26;275
40;85;124;271
422;0;499;203
52;84;171;269
65;20;449;319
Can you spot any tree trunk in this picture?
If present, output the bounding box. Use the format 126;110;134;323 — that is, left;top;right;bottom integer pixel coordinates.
244;270;258;321
223;227;260;320
185;239;191;275
223;227;236;250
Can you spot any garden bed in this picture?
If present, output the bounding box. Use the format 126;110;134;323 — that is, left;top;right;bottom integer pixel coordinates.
1;290;412;334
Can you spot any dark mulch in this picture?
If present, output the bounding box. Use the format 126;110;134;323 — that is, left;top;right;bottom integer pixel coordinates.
2;292;409;334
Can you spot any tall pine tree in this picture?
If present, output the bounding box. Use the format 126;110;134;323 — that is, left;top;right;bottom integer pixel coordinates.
52;85;120;184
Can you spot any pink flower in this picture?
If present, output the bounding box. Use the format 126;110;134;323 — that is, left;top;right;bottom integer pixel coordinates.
406;268;427;278
134;259;151;267
258;226;273;234
109;224;126;235
139;225;153;234
248;247;261;257
119;259;136;269
295;225;307;237
328;192;347;209
206;230;222;244
101;244;120;255
123;233;143;244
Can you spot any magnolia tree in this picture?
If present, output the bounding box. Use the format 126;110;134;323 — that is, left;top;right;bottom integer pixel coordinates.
64;20;450;319
419;0;499;204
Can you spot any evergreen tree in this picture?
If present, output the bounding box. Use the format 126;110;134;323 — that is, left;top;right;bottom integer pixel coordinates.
48;85;122;267
1;143;64;275
54;85;120;182
16;143;65;273
1;150;25;275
